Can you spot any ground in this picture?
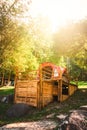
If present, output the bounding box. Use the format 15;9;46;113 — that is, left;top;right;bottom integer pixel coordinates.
0;86;87;129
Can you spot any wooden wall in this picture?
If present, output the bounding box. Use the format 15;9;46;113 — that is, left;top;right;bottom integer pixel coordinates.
15;80;39;107
42;81;53;107
15;80;53;108
61;83;78;101
15;79;78;108
69;83;78;96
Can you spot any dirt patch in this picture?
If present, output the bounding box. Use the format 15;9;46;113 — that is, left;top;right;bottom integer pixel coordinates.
1;120;57;130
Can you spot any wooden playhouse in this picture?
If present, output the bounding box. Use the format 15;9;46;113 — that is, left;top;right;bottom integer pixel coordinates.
15;62;78;109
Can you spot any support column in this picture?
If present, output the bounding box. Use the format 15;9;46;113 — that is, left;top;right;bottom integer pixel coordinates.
58;79;62;102
39;64;43;109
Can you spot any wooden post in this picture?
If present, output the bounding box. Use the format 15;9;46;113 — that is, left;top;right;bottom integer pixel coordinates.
58;80;60;101
39;64;43;109
58;79;62;102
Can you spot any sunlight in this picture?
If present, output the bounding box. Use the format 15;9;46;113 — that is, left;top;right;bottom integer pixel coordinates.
30;0;87;32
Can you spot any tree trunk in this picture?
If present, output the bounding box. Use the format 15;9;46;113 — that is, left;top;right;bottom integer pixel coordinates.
1;71;4;86
8;71;11;85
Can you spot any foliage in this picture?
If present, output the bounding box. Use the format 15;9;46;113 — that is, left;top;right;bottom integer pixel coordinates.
54;19;87;58
0;1;53;73
27;16;53;64
53;19;87;80
78;81;87;88
0;0;32;72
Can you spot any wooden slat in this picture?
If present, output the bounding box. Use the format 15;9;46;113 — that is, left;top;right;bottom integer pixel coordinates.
42;70;52;75
26;97;37;107
69;84;77;96
53;86;58;96
15;80;39;107
42;81;53;107
42;75;51;79
62;95;68;101
42;68;52;73
58;80;62;102
16;97;37;107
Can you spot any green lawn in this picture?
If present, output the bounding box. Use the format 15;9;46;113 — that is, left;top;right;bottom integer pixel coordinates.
78;81;87;89
0;86;14;95
70;81;87;89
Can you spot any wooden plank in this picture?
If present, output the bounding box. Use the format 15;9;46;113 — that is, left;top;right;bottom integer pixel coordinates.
58;80;62;102
69;84;77;96
62;95;68;101
26;97;37;107
42;81;53;107
42;70;52;75
53;86;58;96
42;75;51;79
42;68;52;73
39;64;43;109
15;80;39;107
16;97;37;107
43;96;53;106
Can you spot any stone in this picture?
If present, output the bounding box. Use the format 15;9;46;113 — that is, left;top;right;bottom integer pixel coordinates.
69;110;76;113
6;103;30;118
0;94;14;103
80;105;87;111
46;113;55;118
56;114;68;121
59;110;87;130
54;106;61;109
1;97;7;103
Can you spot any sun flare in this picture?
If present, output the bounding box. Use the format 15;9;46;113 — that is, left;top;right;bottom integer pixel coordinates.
30;0;87;32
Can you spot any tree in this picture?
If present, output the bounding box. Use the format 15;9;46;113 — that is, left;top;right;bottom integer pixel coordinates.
0;0;32;70
53;19;87;65
26;16;53;64
0;0;32;85
53;19;87;80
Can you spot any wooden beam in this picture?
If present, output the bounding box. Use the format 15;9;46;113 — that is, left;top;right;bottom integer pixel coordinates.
58;79;62;102
39;64;43;109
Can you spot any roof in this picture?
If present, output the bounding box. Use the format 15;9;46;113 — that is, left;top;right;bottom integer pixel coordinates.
40;62;67;79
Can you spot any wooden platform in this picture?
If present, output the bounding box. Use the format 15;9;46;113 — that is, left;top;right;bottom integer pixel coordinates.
15;63;78;109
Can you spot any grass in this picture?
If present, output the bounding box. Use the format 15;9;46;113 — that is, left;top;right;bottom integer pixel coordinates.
70;81;87;89
0;82;87;127
78;81;87;89
0;86;14;95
